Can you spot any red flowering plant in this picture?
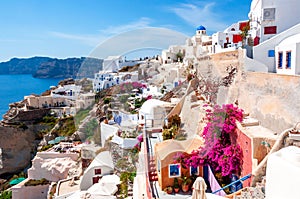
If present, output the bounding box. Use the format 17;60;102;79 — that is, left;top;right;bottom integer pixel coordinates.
131;134;143;154
119;82;146;93
174;104;244;181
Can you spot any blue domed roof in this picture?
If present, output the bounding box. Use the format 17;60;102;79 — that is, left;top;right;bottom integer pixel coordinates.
196;25;206;31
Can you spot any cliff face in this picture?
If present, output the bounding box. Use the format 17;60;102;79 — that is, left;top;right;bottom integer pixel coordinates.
0;57;103;78
0;57;52;75
0;126;36;175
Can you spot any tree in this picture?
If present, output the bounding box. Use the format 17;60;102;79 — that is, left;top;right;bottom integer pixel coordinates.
240;21;250;48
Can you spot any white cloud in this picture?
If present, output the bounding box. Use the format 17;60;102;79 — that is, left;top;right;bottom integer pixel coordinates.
48;18;189;59
170;2;228;32
49;31;102;46
49;17;153;47
100;17;152;35
89;27;188;59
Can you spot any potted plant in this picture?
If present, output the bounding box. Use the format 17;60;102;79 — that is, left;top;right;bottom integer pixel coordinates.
173;178;180;193
179;174;192;192
164;186;173;194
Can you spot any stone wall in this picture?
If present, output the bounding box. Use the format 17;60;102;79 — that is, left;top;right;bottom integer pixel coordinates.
11;180;50;199
224;72;300;133
0;126;36;175
196;49;300;133
14;109;50;122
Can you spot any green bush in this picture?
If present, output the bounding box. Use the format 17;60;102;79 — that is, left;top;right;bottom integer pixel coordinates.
24;178;50;186
18;123;28;130
167;114;181;129
103;97;111;104
39;144;54;152
0;190;12;199
42;116;57;125
56;117;76;136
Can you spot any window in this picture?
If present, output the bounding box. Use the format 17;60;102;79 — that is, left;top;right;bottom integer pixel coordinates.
268;50;275;57
190;166;199;176
169;164;181;178
278;52;283;69
94;168;101;175
286;51;292;69
92;176;102;184
157;159;161;173
264;26;277;34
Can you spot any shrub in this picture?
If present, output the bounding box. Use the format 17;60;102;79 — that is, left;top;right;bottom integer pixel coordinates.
103;97;111;104
0;190;12;199
24;178;50;186
174;104;244;179
166;114;181;129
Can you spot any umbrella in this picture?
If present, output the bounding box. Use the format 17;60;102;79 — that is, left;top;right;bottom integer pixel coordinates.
54;136;65;143
9;177;26;185
48;140;56;145
67;191;116;199
192;177;207;199
99;174;120;185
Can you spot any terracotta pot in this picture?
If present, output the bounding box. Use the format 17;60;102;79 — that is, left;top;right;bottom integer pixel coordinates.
166;188;173;194
182;184;189;192
174;187;180;193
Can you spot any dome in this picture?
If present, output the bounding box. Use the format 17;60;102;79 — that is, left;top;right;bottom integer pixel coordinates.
139;99;169;118
196;25;206;31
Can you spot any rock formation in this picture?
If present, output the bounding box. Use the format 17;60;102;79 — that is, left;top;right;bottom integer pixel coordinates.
0;126;36;175
0;56;103;79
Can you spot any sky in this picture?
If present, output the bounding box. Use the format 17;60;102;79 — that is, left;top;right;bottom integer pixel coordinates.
0;0;252;62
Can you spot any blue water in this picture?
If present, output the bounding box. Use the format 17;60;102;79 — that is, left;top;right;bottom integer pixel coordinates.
0;75;62;118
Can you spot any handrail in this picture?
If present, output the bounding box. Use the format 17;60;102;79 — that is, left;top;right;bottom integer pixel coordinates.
212;174;251;194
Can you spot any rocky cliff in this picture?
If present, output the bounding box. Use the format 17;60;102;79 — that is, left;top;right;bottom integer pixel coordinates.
0;126;36;176
0;57;52;75
0;57;103;78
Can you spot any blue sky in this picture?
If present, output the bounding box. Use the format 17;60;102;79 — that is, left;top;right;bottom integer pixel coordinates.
0;0;252;61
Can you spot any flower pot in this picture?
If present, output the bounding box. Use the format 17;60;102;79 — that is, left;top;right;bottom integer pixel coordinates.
167;189;172;194
164;186;173;194
182;184;189;192
174;187;180;193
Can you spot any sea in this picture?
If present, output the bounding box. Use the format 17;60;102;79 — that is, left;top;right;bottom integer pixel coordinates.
0;74;62;119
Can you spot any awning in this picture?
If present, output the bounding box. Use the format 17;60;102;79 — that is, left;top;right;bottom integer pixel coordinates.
9;177;26;185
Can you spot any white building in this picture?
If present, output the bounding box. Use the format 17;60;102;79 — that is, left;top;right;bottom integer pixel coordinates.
93;72;122;92
162;45;186;64
51;84;82;101
102;55;141;72
248;0;300;45
275;32;300;75
248;0;300;74
27;152;79;182
265;146;300;199
212;21;248;53
142;85;163;98
139;99;170;128
76;93;96;110
80;151;114;190
184;25;213;60
103;56;124;72
93;71;139;92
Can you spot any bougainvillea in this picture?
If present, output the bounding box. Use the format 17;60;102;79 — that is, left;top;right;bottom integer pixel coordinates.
174;104;244;178
119;82;146;93
131;133;143;154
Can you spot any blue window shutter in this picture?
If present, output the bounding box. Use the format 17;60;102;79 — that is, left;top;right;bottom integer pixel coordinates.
268;50;275;57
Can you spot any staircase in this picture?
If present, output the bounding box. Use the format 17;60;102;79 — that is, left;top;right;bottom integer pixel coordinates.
148;157;158;182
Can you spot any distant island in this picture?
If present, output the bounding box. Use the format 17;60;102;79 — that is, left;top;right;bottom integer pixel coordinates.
0;57;103;78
